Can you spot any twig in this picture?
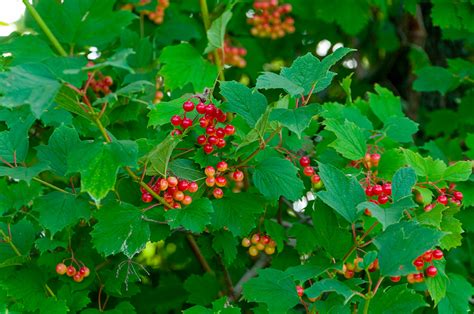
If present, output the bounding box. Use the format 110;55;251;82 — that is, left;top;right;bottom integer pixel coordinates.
186;234;213;274
217;256;234;296
230;255;270;301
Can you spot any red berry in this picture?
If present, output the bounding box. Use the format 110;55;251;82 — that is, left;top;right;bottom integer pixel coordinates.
208;136;218;145
173;203;181;209
216;128;226;138
296;285;304;297
205;104;216;116
188;182;198;193
206;177;216;187
378;194;389;204
424;204;434;212
167;186;177;194
216;111;227;123
173;191;184;201
205;166;216;177
450;198;461;206
299;156;310;167
311;174;321;184
453;191;463;201
217;161;228;172
437;195;448;205
224;125;235;135
426;265;437;277
196;102;206;114
216;138;226;148
199;117;209;128
432;249;443;260
371;153;381;166
261;235;271;244
413;273;424;282
206;126;216;135
182;195;192;205
103;76;113;86
177;180;189;191
66;266;76;277
382;183;392;195
213;188;224;199
232;170;244;182
171;129;182;136
390;276;401;282
215;176;227;187
183;101;195;112
167;176;178;187
373;185;383;195
142;193;153;203
423;250;433;262
303;166;314;177
56;263;67;275
170;115;182;126
197;135;207;145
79;266;90;277
365;186;374;197
203;144;214;154
181;117;193;129
73;272;84;283
413;258;424;270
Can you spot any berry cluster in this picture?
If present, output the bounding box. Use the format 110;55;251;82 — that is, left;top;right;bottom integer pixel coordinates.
342;257;379;279
86;62;113;95
248;0;295;39
204;161;245;198
299;156;323;190
56;262;90;283
145;0;169;24
140;177;198;209
210;39;247;68
241;233;276;256
170;100;236;154
363;152;381;169
390;249;443;283
424;184;463;212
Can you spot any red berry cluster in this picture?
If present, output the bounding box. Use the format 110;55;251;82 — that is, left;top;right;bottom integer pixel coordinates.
210;39;247;68
248;0;295;39
204;161;245;198
296;285;304;297
424;184;463;212
140;176;198;209
363;152;381;169
170;100;235;154
241;233;276;256
121;0;169;24
56;262;90;283
390;249;443;283
364;181;392;212
299;156;323;190
86;62;113;95
342;257;379;279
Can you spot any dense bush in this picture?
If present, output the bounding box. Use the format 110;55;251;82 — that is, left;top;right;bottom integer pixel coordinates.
0;0;473;313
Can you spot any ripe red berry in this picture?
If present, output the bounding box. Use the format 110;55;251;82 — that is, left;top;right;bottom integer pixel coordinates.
103;76;113;86
79;266;90;277
390;276;401;283
426;265;438;277
216;138;226;148
208;136;218;145
303;166;315;177
224;124;235;135
453;191;463;201
216;128;226;138
196;102;206;114
205;166;216;177
203;144;214;154
177;180;189;191
215;176;227;187
424;204;434;212
378;194;389;204
232;170;244;182
171;129;182;136
423;250;433;262
299;156;310;167
56;263;67;275
170;115;182;126
413;272;424;282
182;195;192;205
382;183;392;195
217;161;228;172
206;177;216;187
437;195;448;205
371;153;381;166
205;104;216;116
296;285;304;297
450;198;461;206
432;249;443;260
173;191;184;201
344;270;355;279
173;203;181;209
206;126;216;135
365;186;374;197
142;193;153;203
183;101;195;112
213;188;224;199
181;117;193;129
261;235;270;244
167;176;178;187
311;174;321;184
197;135;207;145
66;266;76;277
188;182;198;193
373;185;383;195
413;258;424;270
73;272;84;283
199;117;209;128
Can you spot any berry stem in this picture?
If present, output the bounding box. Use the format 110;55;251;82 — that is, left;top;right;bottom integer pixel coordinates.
22;0;68;57
342;221;379;262
32;177;73;195
0;229;22;257
186;234;213;274
234;128;281;168
44;283;57;298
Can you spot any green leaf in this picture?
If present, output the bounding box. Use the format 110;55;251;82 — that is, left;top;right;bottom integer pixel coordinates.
374;221;444;276
253;157;304;201
165;198;213;233
169;159;205;182
264;220;286;252
212;193;265;237
324;119;368;160
212;230;237;266
321;102;373;130
220;81;267;127
413;66;459;95
159;43;218;92
288;223;318;254
0;35;55;65
91;201;150;258
317;162;366;223
242;268;300;314
402;149;447;181
270;104;320;138
368;284;427;313
383;116;419;143
425;272;447;306
34;192;90;235
439;215;463;250
204;11;232;53
184;273;220;306
438;273;474;314
0;126;29;163
305;279;355;302
68;140;138;201
89;49;135;72
0;219;35;259
255;72;304;96
144;136;180;177
0;162;50;183
36;125;81;177
148;96;188;127
443;161;472;182
368;84;403;123
313;0;370;35
418;204;446;227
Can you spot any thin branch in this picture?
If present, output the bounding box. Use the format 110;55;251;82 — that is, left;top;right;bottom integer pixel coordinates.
186;234;213;273
230;255;270;301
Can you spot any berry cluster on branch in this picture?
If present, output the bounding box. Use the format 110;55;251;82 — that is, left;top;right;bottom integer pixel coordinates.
248;0;295;39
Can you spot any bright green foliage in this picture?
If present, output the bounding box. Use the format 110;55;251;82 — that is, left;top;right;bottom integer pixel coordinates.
165;198;214;233
369;285;427;313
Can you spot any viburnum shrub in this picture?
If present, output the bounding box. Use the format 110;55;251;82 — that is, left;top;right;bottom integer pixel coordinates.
0;0;473;313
